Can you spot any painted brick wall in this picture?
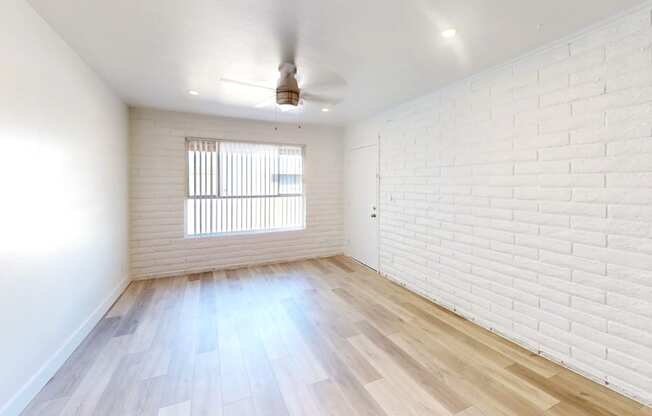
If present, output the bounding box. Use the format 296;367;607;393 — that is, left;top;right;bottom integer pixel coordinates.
346;5;652;405
130;108;345;279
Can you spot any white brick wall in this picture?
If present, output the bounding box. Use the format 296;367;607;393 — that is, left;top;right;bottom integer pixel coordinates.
130;108;345;279
346;4;652;405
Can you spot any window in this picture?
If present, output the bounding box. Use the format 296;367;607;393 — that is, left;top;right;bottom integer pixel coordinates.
186;138;305;236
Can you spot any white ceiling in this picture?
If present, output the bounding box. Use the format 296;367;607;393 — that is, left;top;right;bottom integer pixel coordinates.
29;0;644;126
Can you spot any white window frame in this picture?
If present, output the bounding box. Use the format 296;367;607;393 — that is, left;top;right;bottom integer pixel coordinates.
184;137;306;238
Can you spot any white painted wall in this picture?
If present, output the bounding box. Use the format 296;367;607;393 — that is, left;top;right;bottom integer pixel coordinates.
0;1;129;415
129;108;345;279
345;4;652;405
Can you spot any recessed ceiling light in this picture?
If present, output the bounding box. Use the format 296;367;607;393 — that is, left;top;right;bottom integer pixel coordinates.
188;90;199;96
321;108;330;112
441;28;457;38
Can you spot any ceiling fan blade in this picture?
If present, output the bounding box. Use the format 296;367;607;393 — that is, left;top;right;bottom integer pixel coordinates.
301;92;342;106
300;78;347;94
220;78;275;91
254;95;276;108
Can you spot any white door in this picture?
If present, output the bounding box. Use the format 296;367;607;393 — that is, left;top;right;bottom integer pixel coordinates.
348;144;379;270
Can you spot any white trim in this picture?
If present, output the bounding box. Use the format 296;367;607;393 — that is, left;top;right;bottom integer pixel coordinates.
348;143;377;151
131;252;345;281
0;276;130;416
376;133;381;274
184;225;306;239
185;136;307;149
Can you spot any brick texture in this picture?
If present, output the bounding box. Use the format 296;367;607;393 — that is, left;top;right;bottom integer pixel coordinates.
346;5;652;405
130;108;345;279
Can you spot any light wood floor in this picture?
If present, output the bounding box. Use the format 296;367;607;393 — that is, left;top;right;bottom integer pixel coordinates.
23;256;651;416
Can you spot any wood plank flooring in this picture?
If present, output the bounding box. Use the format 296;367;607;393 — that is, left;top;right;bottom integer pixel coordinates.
22;256;651;416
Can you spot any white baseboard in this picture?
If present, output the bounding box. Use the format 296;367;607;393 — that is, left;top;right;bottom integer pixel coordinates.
0;277;130;416
132;251;345;280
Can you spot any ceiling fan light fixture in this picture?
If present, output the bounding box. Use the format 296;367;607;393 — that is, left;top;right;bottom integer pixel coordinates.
276;88;300;107
278;103;297;112
276;62;300;107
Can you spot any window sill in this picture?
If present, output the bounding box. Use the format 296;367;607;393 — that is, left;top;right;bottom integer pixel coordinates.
184;226;306;239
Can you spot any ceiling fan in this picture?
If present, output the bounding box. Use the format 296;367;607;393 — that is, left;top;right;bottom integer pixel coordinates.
220;62;345;111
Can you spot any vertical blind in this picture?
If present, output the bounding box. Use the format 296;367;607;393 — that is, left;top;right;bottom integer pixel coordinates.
186;138;305;236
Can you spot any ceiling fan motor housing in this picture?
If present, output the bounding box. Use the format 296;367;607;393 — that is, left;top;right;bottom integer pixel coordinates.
276;63;300;106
